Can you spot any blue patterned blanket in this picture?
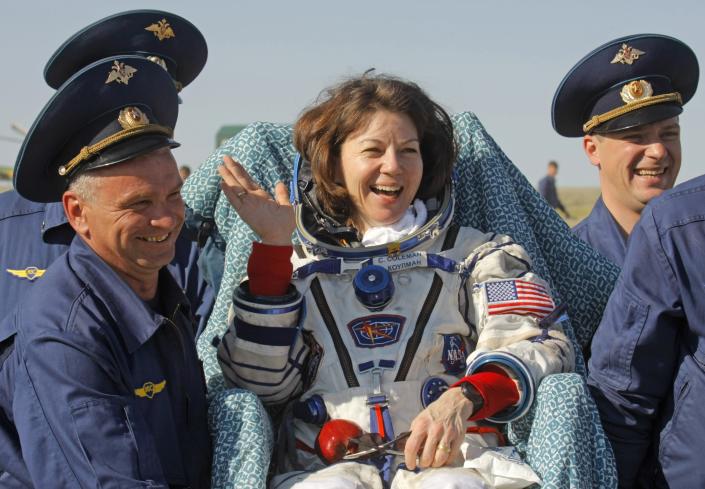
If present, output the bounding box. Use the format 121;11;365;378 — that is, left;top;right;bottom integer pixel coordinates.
183;112;620;488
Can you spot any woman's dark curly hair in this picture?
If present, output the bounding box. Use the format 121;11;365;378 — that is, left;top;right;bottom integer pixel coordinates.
293;73;457;223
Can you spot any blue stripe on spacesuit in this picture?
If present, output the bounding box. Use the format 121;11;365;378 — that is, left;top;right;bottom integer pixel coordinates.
358;359;396;373
359;361;375;372
218;336;307;374
292;252;458;280
220;347;308;389
235;318;299;346
425;254;459;273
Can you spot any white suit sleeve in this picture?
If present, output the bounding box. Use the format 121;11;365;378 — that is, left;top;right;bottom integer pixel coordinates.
217;281;309;405
462;235;575;421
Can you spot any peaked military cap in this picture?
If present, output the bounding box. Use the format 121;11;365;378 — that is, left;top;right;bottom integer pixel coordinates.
552;34;699;137
15;55;179;203
44;10;207;93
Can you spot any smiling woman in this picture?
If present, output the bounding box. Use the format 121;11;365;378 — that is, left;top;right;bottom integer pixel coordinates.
293;76;454;233
216;73;574;489
335;110;423;235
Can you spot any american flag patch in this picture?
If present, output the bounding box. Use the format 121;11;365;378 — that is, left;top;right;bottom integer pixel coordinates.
485;279;555;318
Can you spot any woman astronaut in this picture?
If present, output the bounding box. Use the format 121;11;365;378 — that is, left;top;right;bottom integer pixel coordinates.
216;74;574;488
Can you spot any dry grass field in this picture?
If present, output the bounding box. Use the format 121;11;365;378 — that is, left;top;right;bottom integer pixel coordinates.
556;187;601;227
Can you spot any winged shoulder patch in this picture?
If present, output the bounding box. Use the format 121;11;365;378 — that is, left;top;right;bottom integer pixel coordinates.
6;267;46;281
134;380;166;399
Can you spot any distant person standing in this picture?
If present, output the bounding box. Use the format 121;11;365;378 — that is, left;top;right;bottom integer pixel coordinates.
552;34;698;266
538;160;570;217
179;164;192;181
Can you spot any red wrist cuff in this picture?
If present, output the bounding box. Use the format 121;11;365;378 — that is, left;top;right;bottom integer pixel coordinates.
247;242;293;296
452;370;520;420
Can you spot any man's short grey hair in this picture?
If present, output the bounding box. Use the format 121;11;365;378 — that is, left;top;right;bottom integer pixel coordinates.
67;172;98;203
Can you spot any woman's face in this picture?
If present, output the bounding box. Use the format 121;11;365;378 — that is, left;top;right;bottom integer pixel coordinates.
337;110;423;234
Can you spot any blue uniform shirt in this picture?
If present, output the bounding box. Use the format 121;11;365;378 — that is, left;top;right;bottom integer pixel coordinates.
0;192;73;323
6;236;211;487
572;196;627;266
0;317;28;488
588;174;705;488
0;190;214;333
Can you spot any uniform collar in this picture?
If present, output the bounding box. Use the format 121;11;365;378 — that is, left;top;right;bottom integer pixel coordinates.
41;202;74;245
68;236;190;353
42;202;69;233
584;196;628;265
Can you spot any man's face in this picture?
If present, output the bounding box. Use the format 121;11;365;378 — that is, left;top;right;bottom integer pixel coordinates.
583;117;681;214
73;148;184;284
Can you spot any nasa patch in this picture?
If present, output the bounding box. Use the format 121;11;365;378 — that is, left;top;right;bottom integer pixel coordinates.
441;334;467;374
347;315;405;348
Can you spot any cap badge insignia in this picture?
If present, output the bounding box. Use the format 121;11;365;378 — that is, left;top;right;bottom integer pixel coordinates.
6;267;46;281
105;61;137;85
620;80;653;104
146;55;168;71
145;19;175;41
611;43;646;65
134;380;166;399
118;106;150;130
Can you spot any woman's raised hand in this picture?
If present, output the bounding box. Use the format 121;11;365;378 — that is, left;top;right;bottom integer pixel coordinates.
218;155;295;246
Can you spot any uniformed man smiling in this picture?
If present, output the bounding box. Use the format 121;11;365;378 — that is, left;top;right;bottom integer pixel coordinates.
0;9;212;332
2;56;211;488
552;34;698;266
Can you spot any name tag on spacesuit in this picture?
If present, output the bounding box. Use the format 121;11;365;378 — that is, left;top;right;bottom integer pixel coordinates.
373;252;425;273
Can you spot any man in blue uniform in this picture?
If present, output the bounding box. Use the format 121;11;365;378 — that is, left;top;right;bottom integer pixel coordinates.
0;10;213;331
1;55;211;487
0;193;73;313
552;34;698;266
587;173;705;487
537;160;570;217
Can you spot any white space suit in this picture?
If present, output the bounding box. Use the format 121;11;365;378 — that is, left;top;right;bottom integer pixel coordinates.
218;173;574;489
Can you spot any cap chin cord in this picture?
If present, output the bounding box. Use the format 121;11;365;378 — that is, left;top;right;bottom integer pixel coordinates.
582;92;682;133
58;124;173;177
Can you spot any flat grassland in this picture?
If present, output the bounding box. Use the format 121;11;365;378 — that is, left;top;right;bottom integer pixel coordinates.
556;187;600;227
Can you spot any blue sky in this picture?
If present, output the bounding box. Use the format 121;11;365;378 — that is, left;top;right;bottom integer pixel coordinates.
2;0;703;186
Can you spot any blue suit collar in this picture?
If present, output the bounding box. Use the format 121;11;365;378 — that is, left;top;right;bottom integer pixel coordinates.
581;196;627;266
42;202;69;234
